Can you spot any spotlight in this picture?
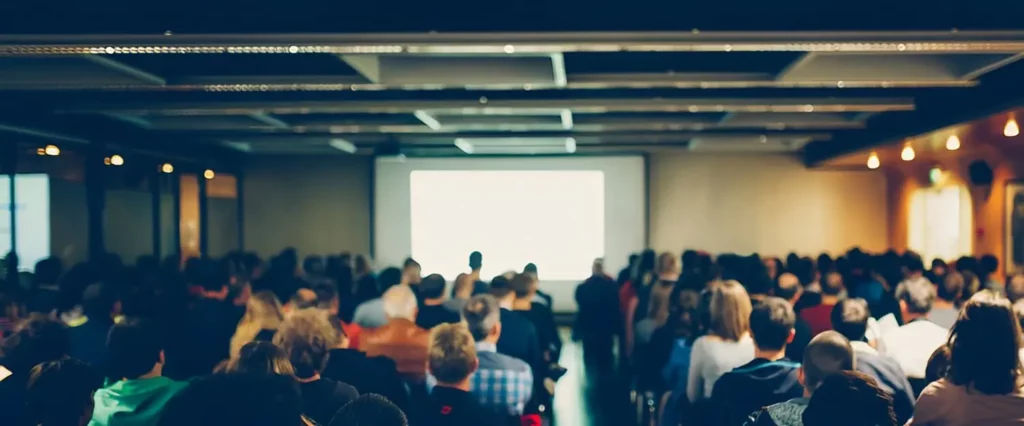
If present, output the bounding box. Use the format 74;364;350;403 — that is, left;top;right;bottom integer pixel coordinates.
1005;117;1019;137
946;135;960;151
161;163;174;174
204;169;215;180
901;144;915;161
103;157;111;165
565;137;577;154
43;144;60;156
867;152;880;169
110;154;124;166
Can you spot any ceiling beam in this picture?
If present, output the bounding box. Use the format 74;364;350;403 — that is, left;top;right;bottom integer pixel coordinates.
147;128;835;140
81;55;166;86
6;31;1024;55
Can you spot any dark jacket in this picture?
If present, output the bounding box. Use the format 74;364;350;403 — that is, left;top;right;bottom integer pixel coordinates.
322;348;410;413
785;319;812;362
416;304;462;330
496;308;544;372
299;377;359;426
422;386;501;426
69;316;114;374
711;358;804;426
851;344;915;425
574;275;620;340
167;298;239;379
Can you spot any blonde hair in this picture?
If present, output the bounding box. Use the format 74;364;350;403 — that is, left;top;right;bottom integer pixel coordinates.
709;280;752;341
382;284;418;320
657;252;678;276
273;309;339;378
428;323;477;384
230;291;285;357
225;340;296;376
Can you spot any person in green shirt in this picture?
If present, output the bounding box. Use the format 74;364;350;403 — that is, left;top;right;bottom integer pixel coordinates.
89;317;189;426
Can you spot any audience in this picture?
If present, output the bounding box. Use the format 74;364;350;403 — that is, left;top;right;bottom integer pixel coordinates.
91;317;189;426
710;297;803;426
311;282;363;349
170;263;239;379
360;284;431;383
0;315;72;426
329;394;409;426
417;273;462;330
445;273;475;313
273;309;359;425
687;280;754;402
489;286;545;393
801;371;898;426
158;373;307;426
459;294;534;417
659;289;705;426
746;331;856;426
910;290;1024;425
880;276;947;388
26;357;103;426
229;291;285;357
509;273;561;367
423;323;500;426
223;340;295;375
830;298;915;424
320;311;410;414
352;267;404;328
775;272;812;361
799;271;844;336
928;272;963;329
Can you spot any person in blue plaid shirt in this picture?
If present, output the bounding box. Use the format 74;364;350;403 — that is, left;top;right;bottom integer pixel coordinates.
428;294;534;417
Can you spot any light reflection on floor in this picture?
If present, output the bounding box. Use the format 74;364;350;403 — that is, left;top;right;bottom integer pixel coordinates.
552;330;632;426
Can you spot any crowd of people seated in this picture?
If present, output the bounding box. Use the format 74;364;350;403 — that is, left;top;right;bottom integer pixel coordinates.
574;248;1024;426
0;250;563;426
3;245;1024;426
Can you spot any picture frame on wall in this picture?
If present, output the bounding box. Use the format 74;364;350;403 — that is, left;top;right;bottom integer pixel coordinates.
1005;181;1024;275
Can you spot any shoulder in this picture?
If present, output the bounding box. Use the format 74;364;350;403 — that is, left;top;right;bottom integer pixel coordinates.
491;352;531;373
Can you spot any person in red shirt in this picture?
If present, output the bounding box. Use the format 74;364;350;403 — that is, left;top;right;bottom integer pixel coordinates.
313;282;362;349
799;272;845;337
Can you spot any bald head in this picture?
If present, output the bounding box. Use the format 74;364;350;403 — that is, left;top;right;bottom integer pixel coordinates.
775;272;801;303
382;285;418;321
802;331;855;394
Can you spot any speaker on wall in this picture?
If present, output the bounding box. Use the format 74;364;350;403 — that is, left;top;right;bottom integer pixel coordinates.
967;160;994;186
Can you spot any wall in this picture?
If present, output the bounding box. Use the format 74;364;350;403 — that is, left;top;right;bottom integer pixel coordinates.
242;156;372;259
649;154;889;256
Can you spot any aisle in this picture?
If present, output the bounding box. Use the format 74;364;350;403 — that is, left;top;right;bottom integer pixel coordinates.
552;330;633;426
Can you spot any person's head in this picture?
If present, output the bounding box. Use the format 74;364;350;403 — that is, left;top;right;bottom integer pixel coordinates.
947;290;1023;394
197;259;230;298
285;288;317;314
469;251;483;271
980;254;1000;277
490;286;515;307
303;255;325;276
925;344;952;384
801;371;898;426
902;254;925;278
895;277;936;321
26;358;102;426
1008;273;1024;303
592;258;605;277
462;294;501;343
930;259;948;277
427;323;478;387
509;273;538;300
377;267;403;293
34;257;63;286
657;252;678;276
273;308;338;379
159;374;305;426
0;314;71;374
937;272;965;304
452;273;474;300
801;331;855;396
418;274;447;302
329;394;409;426
226;341;296;376
708;280;753;341
774;272;802;304
353;255;372;276
830;298;871;342
523;263;538;280
402;258;422;284
748;297;796;352
381;284;418;321
668;289;702;341
312;282;340;314
81;282;120;320
822;271;844;297
107;317;165;379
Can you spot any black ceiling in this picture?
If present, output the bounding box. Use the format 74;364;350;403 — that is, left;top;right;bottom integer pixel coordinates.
2;26;1024;167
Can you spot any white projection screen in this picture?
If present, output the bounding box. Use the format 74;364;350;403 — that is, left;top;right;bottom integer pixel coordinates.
0;174;52;271
375;157;645;312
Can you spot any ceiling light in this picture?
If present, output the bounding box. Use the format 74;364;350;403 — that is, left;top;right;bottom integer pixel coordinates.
454;138;474;154
565;137;577;153
867;152;880;169
161;163;174;174
1005;116;1020;137
204;169;215;180
901;143;915;161
103;157;111;165
328;138;357;154
946;135;961;151
43;144;60;156
929;166;944;185
109;154;124;166
503;45;515;54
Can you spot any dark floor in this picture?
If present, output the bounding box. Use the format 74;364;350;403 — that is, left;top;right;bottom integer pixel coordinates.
552;330;633;426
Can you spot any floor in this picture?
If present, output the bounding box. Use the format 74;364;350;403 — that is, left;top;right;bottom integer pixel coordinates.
552;330;633;426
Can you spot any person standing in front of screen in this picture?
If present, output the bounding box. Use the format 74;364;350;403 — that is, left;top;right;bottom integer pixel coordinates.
464;252;490;296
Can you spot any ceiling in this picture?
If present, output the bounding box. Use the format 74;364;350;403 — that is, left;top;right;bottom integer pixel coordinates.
2;30;1024;165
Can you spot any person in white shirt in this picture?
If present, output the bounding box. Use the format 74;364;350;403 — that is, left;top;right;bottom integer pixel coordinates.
880;277;949;388
686;280;755;402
